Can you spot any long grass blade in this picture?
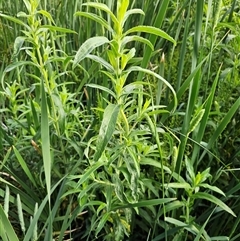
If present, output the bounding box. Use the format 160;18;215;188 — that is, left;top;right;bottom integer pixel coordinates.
40;80;51;197
0;204;20;241
199;96;240;163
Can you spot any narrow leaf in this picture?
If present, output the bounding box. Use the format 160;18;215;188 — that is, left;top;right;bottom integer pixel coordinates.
200;96;240;161
86;83;116;99
69;157;106;188
0;13;29;29
0;204;19;241
95;212;110;237
74;12;113;32
112;198;176;210
73;36;109;68
199;184;225;196
127;66;177;112
192;192;236;217
94;104;120;162
125;25;176;46
82;2;118;26
121;35;154;51
40;25;77;34
41;79;51;203
4;61;39;73
123;9;145;27
86;54;114;72
164;182;191;190
12;146;37;187
37;10;55;23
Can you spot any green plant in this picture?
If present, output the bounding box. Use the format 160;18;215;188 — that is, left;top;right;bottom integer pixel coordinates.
66;0;178;240
0;0;88;240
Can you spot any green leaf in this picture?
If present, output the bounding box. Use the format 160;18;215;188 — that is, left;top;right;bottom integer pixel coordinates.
210;237;229;241
23;178;65;241
121;35;154;51
4;61;39;72
127;66;177;112
199;184;225;196
165;217;187;227
86;54;114;72
41;79;51;202
121;48;136;70
94;104;120;162
86;83;116;99
194;208;215;241
125;25;176;46
117;0;129;24
185;156;195;182
112;198;176;210
0;204;19;241
74;12;113;33
0;13;29;29
82;2;118;26
37;10;55;23
12;36;26;57
95;212;110;237
73;36;109;68
199;96;240;162
164;182;191;190
17;194;25;234
69;157;106;188
192;192;236;217
12;146;37;187
4;185;10;216
158;200;185;217
40;25;77;34
23;0;31;13
123;9;145;27
198;167;211;183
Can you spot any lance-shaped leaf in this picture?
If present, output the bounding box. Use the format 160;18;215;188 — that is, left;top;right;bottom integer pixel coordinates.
125;25;176;46
73;36;109;69
82;2;118;26
41;79;51;203
40;25;77;34
192;192;236;217
93;104;120;162
0;13;29;29
121;35;154;51
74;12;113;33
123;9;145;27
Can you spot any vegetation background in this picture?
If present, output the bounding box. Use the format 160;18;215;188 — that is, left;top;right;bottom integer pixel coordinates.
0;0;240;240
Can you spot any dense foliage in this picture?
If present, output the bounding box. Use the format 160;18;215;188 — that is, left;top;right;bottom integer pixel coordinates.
0;0;240;240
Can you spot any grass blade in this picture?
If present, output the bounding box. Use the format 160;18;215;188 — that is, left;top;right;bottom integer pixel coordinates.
137;0;171;81
0;204;20;241
41;79;51;203
199;96;240;162
12;146;37;187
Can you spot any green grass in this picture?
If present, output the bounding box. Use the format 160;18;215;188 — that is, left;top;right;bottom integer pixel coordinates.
0;0;240;240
